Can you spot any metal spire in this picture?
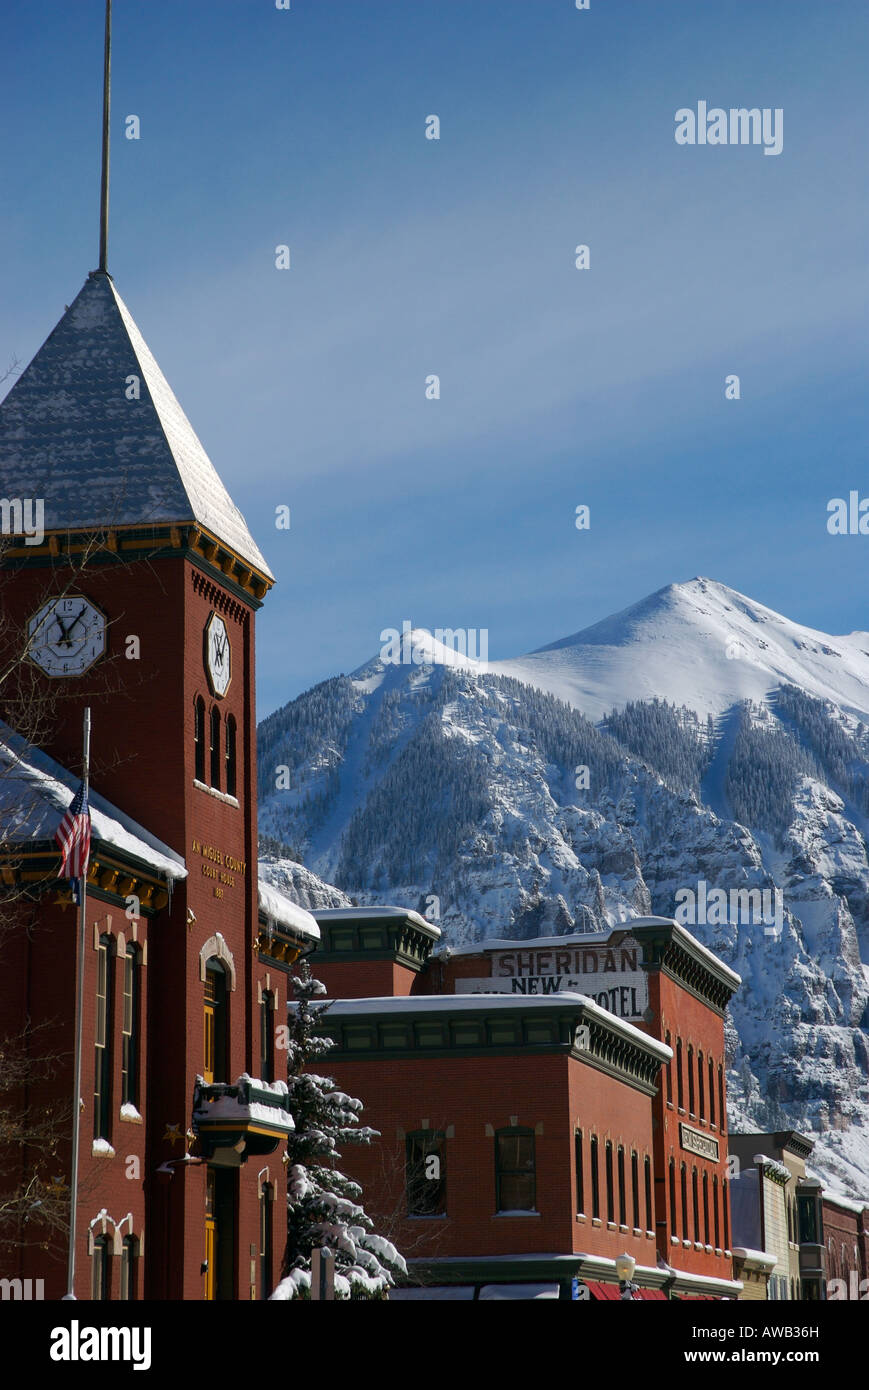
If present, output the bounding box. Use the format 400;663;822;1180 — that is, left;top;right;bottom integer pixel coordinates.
98;0;112;273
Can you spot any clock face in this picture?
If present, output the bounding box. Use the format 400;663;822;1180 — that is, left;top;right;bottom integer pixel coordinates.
27;595;106;678
205;613;231;698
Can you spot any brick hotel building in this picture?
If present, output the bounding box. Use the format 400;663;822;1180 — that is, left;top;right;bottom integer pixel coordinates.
305;911;744;1299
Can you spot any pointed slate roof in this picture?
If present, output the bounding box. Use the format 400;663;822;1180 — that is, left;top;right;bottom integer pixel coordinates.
0;271;272;579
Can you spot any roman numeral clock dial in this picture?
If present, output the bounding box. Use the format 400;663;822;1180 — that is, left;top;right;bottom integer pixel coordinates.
205;613;231;698
27;595;107;677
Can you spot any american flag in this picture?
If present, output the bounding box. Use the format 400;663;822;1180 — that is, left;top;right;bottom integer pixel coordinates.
55;781;91;905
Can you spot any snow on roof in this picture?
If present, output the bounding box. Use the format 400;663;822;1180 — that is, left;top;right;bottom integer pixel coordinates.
258;875;320;941
0;723;186;880
814;1183;869;1214
0;272;272;579
312;905;440;936
438;929;637;958
753;1154;791;1184
315;991;673;1061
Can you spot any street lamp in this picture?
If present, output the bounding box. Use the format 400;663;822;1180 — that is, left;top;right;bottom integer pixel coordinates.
615;1253;639;1301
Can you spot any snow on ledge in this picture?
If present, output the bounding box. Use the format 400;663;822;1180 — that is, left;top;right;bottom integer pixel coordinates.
258;875;320;941
312;905;440;937
316;992;673;1061
731;1247;777;1269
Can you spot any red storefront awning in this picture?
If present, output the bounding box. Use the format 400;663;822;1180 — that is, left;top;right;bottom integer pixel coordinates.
585;1281;620;1300
584;1282;665;1300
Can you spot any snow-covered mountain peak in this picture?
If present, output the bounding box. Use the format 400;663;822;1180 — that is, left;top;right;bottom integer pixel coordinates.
494;578;869;724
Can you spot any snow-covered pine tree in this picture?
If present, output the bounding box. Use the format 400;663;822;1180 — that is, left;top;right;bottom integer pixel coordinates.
271;959;406;1300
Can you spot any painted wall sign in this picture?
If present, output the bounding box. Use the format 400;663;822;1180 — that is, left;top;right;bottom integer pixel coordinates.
454;937;648;1020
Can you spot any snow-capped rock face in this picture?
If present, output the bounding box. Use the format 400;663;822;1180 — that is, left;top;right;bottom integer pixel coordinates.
257;580;869;1198
258;855;352;912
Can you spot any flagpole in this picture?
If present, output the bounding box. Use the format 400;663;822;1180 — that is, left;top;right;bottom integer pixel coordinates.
63;706;91;1301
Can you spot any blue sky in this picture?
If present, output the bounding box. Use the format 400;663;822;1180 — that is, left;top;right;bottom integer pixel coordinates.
2;0;867;716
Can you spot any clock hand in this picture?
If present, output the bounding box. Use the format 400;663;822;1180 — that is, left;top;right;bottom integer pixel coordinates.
58;607;88;648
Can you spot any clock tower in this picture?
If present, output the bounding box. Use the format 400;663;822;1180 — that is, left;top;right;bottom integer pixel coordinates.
0;267;313;1299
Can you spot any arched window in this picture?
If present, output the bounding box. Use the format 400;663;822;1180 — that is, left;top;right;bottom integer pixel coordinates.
259;1183;274;1300
669;1158;678;1240
680;1163;689;1238
703;1171;710;1246
644;1154;653;1234
494;1127;536;1212
121;944;141;1109
225;715;237;798
590;1135;600;1220
713;1175;720;1249
605;1141;614;1224
204;959;228;1084
575;1130;584;1215
92;1234;110;1301
718;1065;725;1130
722;1177;730;1251
698;1051;705;1121
676;1039;684;1109
688;1046;695;1115
210;707;221;789
708;1056;716;1126
631;1151;639;1230
692;1168;700;1243
94;933;114;1142
120;1235;139;1301
260;990;275;1084
194;697;206;782
665;1032;672;1104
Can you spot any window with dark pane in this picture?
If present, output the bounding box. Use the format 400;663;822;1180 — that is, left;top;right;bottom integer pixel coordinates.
495;1127;535;1213
210;706;221;788
194;697;206;782
406;1131;446;1216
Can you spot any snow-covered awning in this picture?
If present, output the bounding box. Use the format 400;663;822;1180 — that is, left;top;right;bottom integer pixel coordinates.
258;875;320;941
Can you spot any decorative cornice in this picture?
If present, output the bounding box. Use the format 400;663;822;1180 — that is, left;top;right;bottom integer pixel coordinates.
317;998;665;1095
1;522;271;607
630;923;737;1014
310;914;439;973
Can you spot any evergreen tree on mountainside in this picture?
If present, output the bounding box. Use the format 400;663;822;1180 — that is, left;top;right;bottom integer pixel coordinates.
271;960;406;1300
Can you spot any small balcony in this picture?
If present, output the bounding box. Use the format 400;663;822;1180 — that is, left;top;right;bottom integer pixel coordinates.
192;1073;294;1165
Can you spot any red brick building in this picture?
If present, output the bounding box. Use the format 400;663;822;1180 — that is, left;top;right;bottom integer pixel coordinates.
822;1190;869;1301
306;913;743;1299
0;269;317;1300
